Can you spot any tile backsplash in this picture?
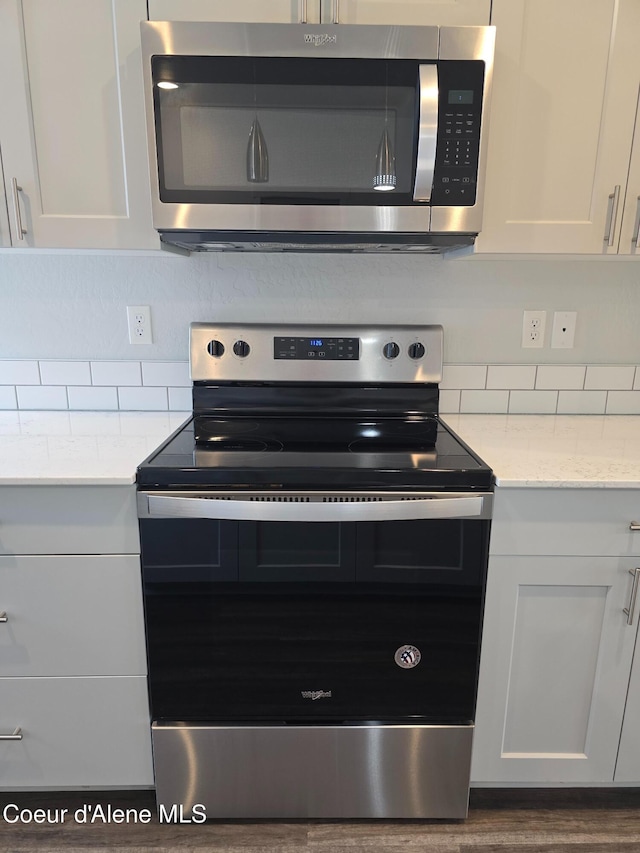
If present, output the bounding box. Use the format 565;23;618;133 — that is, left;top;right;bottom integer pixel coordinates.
1;360;639;415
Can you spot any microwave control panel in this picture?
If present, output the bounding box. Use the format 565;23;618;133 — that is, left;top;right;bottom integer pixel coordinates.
431;61;485;207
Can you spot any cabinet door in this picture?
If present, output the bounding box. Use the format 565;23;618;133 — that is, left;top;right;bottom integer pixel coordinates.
320;0;489;25
477;0;640;254
615;586;640;782
618;110;640;256
0;555;146;677
0;149;10;248
0;0;157;249
471;555;639;784
148;0;321;23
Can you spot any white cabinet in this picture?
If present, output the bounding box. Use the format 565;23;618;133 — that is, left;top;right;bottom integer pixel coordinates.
319;0;489;25
617;635;640;781
477;0;640;255
0;0;157;250
472;488;640;784
0;485;153;789
148;0;321;23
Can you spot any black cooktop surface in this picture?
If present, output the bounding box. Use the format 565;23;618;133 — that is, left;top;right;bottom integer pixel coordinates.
137;416;493;490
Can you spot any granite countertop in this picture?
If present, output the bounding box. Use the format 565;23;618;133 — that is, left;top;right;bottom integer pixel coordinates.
443;414;640;488
0;411;189;485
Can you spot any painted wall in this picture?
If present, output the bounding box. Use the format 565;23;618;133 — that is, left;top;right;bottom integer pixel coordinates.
1;250;639;365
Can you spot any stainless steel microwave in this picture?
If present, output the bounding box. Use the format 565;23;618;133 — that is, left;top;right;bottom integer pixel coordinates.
140;21;495;253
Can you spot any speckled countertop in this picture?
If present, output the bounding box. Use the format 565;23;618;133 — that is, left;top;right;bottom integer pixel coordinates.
443;414;640;488
1;411;640;489
0;411;189;485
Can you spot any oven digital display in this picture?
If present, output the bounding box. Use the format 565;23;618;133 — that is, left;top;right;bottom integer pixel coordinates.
274;337;360;360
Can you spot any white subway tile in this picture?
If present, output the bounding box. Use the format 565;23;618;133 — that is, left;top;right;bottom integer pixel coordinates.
91;361;141;387
39;361;91;386
0;387;17;410
460;390;509;414
16;386;68;410
634;367;640;391
557;390;607;414
440;365;487;390
438;390;460;413
536;365;586;390
509;390;558;414
68;386;119;411
487;365;536;390
118;387;168;411
606;391;640;415
168;387;193;411
585;365;635;391
0;360;40;385
142;361;190;387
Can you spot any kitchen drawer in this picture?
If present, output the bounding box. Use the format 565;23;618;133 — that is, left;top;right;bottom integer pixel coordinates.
0;555;146;677
0;486;139;555
490;488;640;557
0;676;153;788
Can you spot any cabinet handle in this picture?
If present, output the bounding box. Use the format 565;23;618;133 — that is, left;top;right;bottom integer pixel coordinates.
332;0;340;23
11;178;27;241
633;197;640;249
623;568;640;626
631;522;640;531
299;0;308;23
603;185;621;247
0;727;22;741
0;611;7;622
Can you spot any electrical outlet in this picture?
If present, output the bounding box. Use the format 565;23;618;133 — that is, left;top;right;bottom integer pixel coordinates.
522;310;546;348
551;311;577;349
127;305;153;345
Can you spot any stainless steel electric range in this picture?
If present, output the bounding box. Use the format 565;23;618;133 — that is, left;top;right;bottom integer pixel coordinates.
136;323;493;820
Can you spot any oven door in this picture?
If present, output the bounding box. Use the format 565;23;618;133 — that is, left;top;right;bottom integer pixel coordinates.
138;490;492;724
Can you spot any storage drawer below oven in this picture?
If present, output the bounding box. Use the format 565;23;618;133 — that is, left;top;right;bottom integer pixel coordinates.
152;721;473;819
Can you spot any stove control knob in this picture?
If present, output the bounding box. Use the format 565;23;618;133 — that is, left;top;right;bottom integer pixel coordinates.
408;342;426;360
207;339;225;358
383;342;400;360
233;340;251;358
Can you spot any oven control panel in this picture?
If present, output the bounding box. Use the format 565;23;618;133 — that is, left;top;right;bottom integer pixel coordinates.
191;324;443;384
274;337;359;361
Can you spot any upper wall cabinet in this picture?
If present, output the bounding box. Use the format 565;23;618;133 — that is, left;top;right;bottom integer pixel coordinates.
319;0;489;25
0;0;157;250
148;0;321;23
477;0;640;255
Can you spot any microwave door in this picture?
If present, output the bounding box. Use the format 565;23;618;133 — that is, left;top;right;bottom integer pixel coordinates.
413;65;438;203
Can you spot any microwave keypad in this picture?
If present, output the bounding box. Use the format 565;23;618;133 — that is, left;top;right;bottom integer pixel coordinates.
432;113;480;205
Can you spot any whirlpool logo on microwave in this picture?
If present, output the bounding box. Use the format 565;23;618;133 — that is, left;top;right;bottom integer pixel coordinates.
301;690;332;700
304;33;337;46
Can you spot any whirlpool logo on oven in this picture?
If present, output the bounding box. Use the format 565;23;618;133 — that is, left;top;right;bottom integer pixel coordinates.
301;690;332;700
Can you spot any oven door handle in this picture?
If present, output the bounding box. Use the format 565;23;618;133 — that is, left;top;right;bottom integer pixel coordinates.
143;493;488;522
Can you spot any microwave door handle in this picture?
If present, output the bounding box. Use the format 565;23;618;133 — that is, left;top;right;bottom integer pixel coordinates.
144;493;485;522
413;65;439;202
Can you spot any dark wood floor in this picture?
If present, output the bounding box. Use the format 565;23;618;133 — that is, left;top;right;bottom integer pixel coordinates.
0;788;639;852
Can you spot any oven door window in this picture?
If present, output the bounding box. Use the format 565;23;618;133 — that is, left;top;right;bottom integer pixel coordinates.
152;56;419;205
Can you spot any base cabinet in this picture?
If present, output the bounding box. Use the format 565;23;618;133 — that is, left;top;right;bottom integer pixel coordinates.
472;488;640;785
0;486;153;789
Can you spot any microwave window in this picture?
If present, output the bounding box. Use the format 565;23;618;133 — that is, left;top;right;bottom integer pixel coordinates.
152;57;419;204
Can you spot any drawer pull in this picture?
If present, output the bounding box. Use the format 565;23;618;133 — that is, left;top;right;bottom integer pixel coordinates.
0;727;22;741
630;522;640;531
624;568;640;626
0;611;6;622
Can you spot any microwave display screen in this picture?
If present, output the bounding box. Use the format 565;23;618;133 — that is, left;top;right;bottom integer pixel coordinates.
448;90;474;105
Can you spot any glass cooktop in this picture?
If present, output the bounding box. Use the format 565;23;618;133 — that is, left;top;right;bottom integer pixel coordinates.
137;416;493;491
